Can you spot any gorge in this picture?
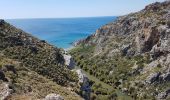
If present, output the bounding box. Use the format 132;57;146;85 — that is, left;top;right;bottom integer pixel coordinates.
0;0;170;100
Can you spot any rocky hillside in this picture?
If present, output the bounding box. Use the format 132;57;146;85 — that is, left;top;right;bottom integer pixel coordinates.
0;20;82;100
70;1;170;99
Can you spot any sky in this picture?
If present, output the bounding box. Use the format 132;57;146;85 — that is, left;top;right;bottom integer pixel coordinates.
0;0;165;19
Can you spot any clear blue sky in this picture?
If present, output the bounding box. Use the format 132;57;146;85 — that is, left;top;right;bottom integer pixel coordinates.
0;0;165;19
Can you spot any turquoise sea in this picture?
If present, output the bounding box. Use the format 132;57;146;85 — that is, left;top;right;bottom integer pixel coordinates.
7;17;116;49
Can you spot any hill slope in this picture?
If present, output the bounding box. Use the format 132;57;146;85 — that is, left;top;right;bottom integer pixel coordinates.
0;20;81;99
70;1;170;99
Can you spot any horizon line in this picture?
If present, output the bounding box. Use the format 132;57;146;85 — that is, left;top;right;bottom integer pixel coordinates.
4;15;120;20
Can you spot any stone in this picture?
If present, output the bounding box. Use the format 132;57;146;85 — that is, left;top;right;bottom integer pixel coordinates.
45;94;64;100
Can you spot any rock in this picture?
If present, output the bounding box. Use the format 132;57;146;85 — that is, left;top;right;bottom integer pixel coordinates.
157;89;170;99
146;72;161;84
63;55;75;69
161;72;170;82
121;44;131;56
0;83;13;100
45;94;64;100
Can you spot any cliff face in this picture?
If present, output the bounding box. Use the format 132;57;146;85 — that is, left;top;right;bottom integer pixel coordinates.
70;1;170;99
0;20;81;99
78;1;170;56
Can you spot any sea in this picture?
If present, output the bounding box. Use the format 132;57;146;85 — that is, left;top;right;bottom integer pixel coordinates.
6;16;117;49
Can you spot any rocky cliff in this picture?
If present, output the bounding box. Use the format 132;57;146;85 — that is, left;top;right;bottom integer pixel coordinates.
70;1;170;99
0;20;82;100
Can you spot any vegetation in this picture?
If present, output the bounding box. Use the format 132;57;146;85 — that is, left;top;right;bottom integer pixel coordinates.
0;21;78;86
0;55;81;100
0;20;80;99
70;45;136;99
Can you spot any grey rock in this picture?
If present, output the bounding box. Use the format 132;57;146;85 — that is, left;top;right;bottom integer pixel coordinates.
45;94;64;100
161;72;170;81
121;44;131;56
146;72;161;84
157;89;170;99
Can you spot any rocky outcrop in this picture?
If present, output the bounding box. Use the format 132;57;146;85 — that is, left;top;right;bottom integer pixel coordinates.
45;94;64;100
76;1;170;57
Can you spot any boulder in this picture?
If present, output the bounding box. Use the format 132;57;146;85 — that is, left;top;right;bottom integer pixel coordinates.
45;94;64;100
